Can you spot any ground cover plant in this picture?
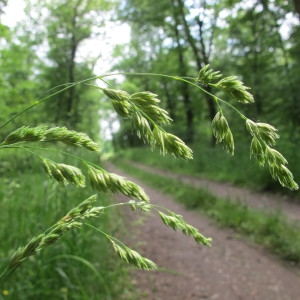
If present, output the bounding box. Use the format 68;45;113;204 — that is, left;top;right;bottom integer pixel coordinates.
0;150;135;299
0;65;298;297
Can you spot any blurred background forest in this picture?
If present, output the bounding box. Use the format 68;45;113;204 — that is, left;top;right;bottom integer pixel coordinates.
1;0;300;298
2;0;300;191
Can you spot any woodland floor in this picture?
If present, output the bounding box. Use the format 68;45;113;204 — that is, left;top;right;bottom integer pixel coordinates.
107;162;300;300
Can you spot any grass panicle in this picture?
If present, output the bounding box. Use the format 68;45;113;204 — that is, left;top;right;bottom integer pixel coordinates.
2;125;101;151
245;119;298;190
195;66;296;189
102;88;192;160
158;211;212;246
87;165;150;202
211;112;234;155
108;238;157;270
0;195;104;288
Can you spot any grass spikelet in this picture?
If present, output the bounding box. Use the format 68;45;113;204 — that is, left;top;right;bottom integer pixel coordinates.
196;64;222;84
102;88;131;102
128;200;152;212
265;146;288;165
2;125;101;152
103;88;132;118
131;91;160;105
3;126;47;144
131;110;152;142
87;165;149;202
250;136;265;166
255;123;279;146
109;239;157;270
45;127;101;151
131;91;172;125
42;159;86;187
152;127;193;160
158;211;212;246
246;119;279;146
269;164;299;190
215;76;254;103
211;112;234;155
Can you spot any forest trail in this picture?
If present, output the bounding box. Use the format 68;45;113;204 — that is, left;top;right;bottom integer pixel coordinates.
107;162;300;300
129;161;300;221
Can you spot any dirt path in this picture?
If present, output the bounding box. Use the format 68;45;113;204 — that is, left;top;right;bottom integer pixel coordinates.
130;161;300;222
107;163;300;300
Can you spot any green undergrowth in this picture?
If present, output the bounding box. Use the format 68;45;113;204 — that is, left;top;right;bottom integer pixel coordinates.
117;143;300;198
116;145;269;188
114;158;300;264
0;150;137;300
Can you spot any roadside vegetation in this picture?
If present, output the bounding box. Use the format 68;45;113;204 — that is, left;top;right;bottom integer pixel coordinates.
0;150;136;300
117;144;300;198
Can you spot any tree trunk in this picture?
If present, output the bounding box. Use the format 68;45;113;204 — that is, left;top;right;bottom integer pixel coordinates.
292;0;300;18
172;0;194;143
176;0;216;144
162;79;176;121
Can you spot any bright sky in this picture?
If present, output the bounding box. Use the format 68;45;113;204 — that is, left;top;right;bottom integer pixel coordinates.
2;0;131;74
2;0;26;26
2;0;128;140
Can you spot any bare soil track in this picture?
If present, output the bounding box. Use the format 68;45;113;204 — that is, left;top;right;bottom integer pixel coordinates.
107;163;300;300
130;162;300;221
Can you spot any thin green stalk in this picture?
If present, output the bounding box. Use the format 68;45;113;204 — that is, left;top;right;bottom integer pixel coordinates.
0;71;246;132
2;144;101;172
0;265;19;289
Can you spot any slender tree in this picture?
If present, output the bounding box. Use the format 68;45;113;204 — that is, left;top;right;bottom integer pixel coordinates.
29;0;113;131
